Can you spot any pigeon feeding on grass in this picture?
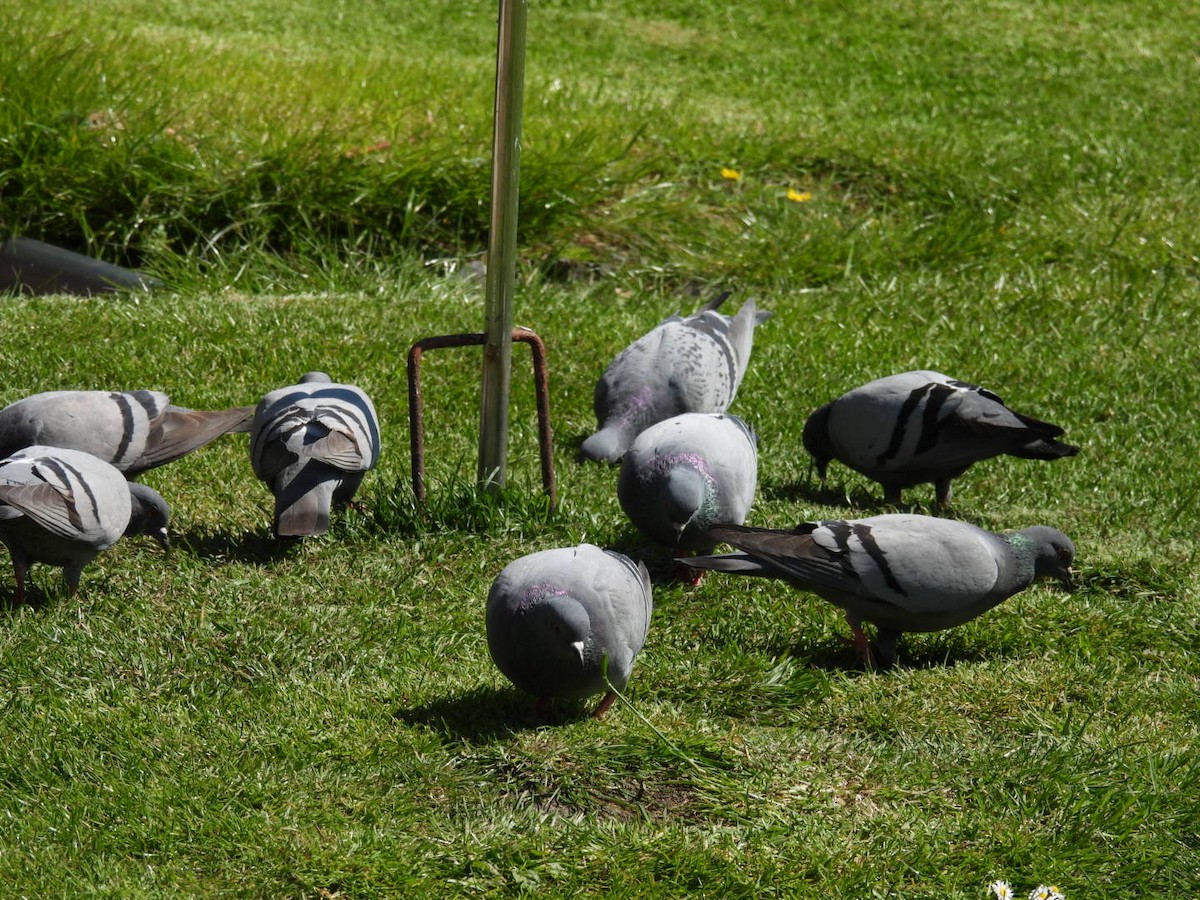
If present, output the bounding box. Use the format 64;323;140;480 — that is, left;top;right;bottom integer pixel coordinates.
802;371;1079;506
250;372;380;538
486;544;653;718
618;413;758;574
681;514;1074;668
0;446;170;603
0;389;254;477
581;294;770;464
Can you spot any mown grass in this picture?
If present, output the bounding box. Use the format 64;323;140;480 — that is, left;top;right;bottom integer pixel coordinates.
2;1;1199;898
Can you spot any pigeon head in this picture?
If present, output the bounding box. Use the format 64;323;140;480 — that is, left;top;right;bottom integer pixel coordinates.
491;591;595;699
525;593;592;664
300;371;333;384
1012;525;1075;590
801;403;835;480
664;464;715;550
126;483;171;552
579;426;627;464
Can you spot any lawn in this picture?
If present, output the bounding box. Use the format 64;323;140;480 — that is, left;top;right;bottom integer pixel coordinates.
1;1;1198;897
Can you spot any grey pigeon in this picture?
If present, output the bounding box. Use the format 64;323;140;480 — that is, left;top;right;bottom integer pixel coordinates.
486;543;653;718
250;372;381;538
681;514;1074;667
802;370;1079;506
618;412;758;553
581;294;770;463
0;446;171;602
0;389;254;477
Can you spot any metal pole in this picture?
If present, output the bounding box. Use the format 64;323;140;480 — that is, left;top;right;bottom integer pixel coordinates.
478;0;528;492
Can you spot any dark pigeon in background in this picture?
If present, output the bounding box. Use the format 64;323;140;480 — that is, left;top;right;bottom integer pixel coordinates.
581;294;770;464
682;514;1075;668
0;446;170;603
486;543;653;718
250;372;380;538
0;390;253;477
618;412;758;554
802;370;1079;506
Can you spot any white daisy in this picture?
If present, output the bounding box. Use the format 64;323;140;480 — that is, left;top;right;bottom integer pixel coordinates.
990;881;1014;900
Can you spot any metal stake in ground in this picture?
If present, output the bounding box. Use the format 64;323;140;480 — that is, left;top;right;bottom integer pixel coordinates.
478;0;528;493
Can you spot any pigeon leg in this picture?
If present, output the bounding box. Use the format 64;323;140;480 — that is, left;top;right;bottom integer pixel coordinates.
592;690;618;719
673;551;705;586
844;613;878;670
883;485;903;507
934;478;954;509
11;558;28;605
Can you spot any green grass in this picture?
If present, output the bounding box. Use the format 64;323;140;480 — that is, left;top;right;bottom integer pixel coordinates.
2;1;1199;897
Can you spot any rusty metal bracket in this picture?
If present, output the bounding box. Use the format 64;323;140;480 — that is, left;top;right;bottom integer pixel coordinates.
407;328;556;509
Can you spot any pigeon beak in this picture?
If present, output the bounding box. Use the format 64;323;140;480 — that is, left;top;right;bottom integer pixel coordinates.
571;640;586;665
156;527;170;554
1058;565;1074;592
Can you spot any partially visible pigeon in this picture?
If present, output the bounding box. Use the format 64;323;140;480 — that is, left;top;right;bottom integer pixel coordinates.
0;446;172;602
802;370;1079;505
0;389;254;477
486;543;653;718
681;514;1074;668
581;294;770;464
618;412;758;553
250;372;381;538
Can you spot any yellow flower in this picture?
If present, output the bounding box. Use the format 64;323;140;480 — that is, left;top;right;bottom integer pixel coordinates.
721;166;742;181
787;188;812;203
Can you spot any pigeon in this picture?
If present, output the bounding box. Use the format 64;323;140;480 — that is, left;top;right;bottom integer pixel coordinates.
802;370;1079;506
681;514;1074;668
0;389;254;477
486;543;653;718
618;412;758;553
0;446;172;603
581;293;770;464
250;372;381;538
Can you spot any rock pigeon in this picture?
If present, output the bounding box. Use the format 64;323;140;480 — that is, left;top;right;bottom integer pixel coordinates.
802;370;1079;506
681;514;1074;667
250;372;381;538
581;294;770;464
0;446;172;602
618;412;758;553
0;389;254;477
486;543;653;717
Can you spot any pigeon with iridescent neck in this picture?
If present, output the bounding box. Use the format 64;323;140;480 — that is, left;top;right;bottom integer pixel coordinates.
618;413;757;557
486;544;653;718
681;514;1074;668
581;294;770;464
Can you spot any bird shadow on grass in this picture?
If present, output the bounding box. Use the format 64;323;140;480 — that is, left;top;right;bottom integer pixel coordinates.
758;477;942;517
773;632;991;673
0;583;54;615
759;477;890;513
395;686;596;743
173;527;296;566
